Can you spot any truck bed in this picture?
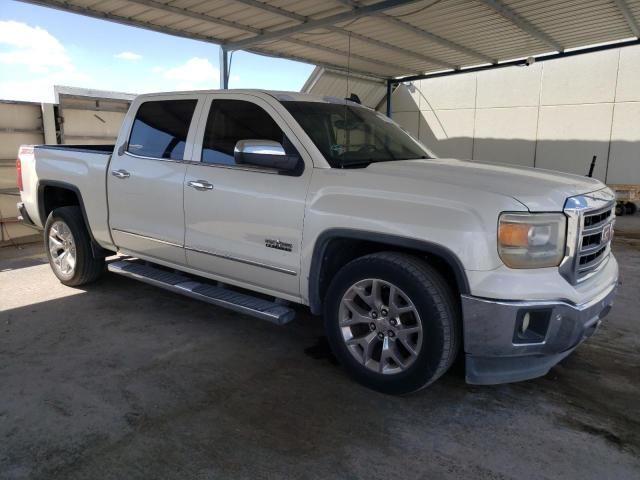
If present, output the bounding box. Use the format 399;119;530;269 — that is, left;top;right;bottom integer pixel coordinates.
18;143;114;248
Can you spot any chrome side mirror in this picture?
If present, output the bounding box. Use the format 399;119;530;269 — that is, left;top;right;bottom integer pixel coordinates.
234;139;300;171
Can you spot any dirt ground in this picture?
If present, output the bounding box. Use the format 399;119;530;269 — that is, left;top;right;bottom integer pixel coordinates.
1;223;639;479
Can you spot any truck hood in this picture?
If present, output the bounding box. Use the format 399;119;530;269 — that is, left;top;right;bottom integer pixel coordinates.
366;158;605;211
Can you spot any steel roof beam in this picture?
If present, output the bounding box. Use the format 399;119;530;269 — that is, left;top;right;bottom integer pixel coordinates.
249;47;387;79
232;0;307;23
134;0;450;71
16;0;232;45
231;0;454;68
282;36;420;75
334;0;495;64
394;38;640;83
478;0;564;52
612;0;640;38
126;0;262;35
224;0;425;51
326;26;454;68
376;15;495;64
17;0;393;80
130;0;431;72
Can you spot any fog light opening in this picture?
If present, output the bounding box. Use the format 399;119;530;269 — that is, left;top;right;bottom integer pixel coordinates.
513;309;551;344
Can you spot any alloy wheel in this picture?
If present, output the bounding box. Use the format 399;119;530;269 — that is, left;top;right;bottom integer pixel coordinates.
339;278;423;375
48;220;77;276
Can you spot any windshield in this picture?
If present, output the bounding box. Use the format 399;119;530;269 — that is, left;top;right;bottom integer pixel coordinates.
282;101;432;168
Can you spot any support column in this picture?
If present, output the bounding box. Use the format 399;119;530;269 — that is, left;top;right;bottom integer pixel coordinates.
41;103;57;144
219;47;229;89
386;80;393;118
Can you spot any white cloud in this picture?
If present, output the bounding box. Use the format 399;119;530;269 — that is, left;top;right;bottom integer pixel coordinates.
0;20;74;72
0;21;89;102
116;51;142;61
162;57;219;90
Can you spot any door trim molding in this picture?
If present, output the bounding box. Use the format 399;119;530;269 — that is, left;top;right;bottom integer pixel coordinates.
186;245;297;276
112;228;297;276
112;228;183;248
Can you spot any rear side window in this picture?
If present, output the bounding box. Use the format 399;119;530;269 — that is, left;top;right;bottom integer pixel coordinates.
128;100;197;160
201;99;293;166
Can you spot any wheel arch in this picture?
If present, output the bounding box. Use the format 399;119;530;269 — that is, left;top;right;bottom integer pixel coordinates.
308;228;470;315
38;180;111;258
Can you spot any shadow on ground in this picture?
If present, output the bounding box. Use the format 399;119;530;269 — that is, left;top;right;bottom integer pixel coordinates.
0;240;639;480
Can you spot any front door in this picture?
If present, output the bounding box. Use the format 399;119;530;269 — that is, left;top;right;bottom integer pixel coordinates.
183;94;312;300
108;97;201;265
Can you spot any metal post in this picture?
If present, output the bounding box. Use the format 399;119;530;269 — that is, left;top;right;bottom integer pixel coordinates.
386;80;393;118
219;47;229;89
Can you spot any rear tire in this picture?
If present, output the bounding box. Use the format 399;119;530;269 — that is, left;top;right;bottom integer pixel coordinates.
44;206;105;286
323;252;460;395
624;202;637;216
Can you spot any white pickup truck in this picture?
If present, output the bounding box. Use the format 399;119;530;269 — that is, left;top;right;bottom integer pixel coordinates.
16;90;618;394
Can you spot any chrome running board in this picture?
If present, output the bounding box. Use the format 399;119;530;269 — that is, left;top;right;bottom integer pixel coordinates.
108;259;295;325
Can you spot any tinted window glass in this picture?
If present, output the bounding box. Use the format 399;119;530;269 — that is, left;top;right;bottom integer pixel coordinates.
128;100;197;160
202;100;293;166
282;101;430;168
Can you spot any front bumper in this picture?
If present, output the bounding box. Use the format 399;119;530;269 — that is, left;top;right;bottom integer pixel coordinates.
461;281;617;385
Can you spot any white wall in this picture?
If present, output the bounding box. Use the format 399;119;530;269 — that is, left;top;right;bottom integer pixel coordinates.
0;101;45;244
390;45;640;185
0;88;134;245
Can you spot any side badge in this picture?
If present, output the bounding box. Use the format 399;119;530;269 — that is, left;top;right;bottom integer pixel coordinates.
265;239;293;252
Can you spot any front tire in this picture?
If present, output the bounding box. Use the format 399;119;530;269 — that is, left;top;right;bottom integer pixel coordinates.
44;206;105;286
323;252;460;394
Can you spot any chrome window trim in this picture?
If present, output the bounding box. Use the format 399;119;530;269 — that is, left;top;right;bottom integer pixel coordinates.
124;150;192;163
560;188;616;285
124;151;280;175
190;161;280;175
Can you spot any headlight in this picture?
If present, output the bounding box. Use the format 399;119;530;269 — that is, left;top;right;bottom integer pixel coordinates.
498;213;566;268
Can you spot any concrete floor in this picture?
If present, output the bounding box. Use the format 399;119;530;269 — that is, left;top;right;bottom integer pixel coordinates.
1;227;639;479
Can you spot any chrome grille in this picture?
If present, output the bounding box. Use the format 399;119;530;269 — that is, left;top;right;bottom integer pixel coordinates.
577;205;614;279
560;189;616;285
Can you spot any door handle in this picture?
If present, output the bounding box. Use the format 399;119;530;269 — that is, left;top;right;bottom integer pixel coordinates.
187;180;214;191
111;169;130;179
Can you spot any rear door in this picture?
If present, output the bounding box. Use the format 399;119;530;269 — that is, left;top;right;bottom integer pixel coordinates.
108;96;202;264
183;93;312;300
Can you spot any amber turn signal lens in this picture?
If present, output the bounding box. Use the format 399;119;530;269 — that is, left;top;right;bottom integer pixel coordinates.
499;223;529;247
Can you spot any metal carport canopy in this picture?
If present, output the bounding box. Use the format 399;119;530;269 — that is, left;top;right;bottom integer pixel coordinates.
19;0;640;87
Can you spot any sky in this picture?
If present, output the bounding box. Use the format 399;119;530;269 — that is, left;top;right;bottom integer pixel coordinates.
0;1;315;102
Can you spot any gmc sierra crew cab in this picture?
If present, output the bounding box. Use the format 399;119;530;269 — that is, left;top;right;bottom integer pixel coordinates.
16;90;618;394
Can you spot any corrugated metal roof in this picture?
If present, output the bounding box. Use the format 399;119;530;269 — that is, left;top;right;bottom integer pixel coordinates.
18;0;640;80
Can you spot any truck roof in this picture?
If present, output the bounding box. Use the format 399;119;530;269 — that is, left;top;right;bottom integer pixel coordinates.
135;89;365;107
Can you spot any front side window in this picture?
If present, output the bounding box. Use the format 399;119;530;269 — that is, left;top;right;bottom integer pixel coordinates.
282;101;430;168
201;99;295;166
128;99;197;160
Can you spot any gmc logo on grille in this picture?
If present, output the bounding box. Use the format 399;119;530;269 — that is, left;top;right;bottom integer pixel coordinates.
601;224;613;243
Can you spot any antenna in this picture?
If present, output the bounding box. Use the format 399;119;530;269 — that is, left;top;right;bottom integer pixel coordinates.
587;155;597;177
346;31;352;100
